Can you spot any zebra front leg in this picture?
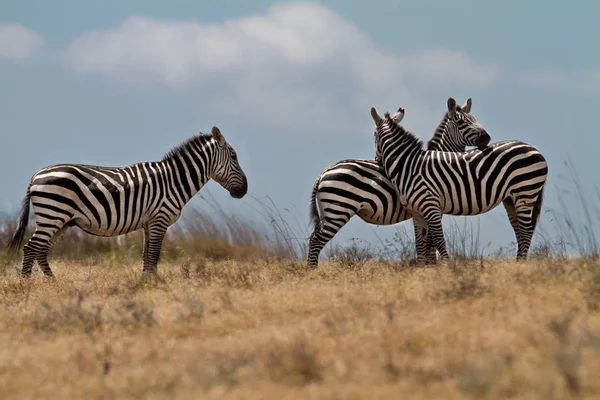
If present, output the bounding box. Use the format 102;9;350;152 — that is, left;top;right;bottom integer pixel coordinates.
425;212;449;260
425;229;438;264
412;215;431;264
142;226;150;266
142;223;167;276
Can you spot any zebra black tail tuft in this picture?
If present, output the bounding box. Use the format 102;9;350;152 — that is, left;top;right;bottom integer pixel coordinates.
309;177;321;230
531;184;545;233
7;183;32;256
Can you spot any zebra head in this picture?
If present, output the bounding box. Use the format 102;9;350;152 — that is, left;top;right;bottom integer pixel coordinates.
374;107;405;162
442;97;491;150
210;126;248;199
371;106;421;164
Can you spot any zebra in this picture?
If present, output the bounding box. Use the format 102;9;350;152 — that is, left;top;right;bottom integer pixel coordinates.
6;126;248;278
370;103;548;262
307;98;491;267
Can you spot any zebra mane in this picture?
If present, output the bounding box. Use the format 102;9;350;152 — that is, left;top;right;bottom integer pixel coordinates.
161;133;214;162
383;112;424;152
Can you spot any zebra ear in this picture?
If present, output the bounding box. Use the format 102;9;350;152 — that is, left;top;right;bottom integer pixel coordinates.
370;107;382;125
447;97;457;117
212;126;226;147
462;98;472;113
392;107;405;123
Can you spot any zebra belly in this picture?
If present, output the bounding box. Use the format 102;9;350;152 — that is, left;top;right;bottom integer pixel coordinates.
74;218;143;237
441;198;505;216
439;186;507;216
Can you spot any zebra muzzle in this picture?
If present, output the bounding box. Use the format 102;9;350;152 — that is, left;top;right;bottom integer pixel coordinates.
230;177;248;199
475;131;491;150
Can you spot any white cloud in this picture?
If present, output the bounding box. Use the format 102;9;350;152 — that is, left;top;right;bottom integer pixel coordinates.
519;68;600;95
0;23;44;61
64;2;499;133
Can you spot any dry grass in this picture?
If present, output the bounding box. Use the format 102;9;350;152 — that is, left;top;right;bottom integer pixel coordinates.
1;164;599;398
0;258;598;399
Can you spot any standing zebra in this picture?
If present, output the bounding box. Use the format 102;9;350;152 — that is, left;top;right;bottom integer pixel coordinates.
7;126;248;278
307;98;491;267
370;104;547;262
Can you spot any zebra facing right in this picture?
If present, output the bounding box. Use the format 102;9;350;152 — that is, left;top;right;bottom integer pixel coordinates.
7;126;248;278
308;98;490;267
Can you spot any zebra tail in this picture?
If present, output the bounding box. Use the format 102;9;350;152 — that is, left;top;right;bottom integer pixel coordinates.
7;182;32;256
531;184;545;233
309;177;321;229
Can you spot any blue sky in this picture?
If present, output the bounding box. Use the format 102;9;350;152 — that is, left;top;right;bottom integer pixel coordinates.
1;0;599;255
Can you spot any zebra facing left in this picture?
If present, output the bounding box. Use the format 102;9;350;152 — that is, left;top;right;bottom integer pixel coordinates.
6;126;248;278
370;106;548;262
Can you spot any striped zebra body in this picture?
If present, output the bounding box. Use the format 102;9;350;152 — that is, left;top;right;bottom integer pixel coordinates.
308;98;490;266
370;103;547;262
7;127;248;278
310;159;408;227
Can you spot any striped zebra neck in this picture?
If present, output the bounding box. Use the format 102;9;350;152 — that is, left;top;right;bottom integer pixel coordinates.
159;133;216;204
379;114;424;165
426;114;463;152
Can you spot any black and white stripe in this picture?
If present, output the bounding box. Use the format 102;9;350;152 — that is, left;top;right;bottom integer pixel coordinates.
370;101;547;263
307;98;490;266
7;126;248;278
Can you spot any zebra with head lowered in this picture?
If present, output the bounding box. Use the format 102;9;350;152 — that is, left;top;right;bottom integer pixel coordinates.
370;105;548;262
7;126;248;278
307;98;490;267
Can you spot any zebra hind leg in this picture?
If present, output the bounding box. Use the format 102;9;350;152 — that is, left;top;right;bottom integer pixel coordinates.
21;238;41;278
502;198;520;250
307;211;353;267
21;225;64;278
307;226;339;268
36;226;69;278
514;202;537;260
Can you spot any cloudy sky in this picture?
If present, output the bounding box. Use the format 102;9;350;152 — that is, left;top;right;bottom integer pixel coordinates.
1;0;599;255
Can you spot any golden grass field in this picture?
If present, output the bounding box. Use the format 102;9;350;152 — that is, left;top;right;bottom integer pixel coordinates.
0;256;599;400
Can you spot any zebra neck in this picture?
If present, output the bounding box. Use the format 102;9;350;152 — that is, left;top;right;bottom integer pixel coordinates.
382;137;424;170
427;116;462;152
160;149;211;206
428;137;464;152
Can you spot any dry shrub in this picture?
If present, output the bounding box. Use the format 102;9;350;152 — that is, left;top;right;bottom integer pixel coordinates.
430;262;491;301
262;338;323;386
458;354;514;398
116;296;156;328
30;291;103;336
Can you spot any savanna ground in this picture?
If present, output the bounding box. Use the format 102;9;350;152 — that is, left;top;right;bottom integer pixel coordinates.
0;174;599;400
